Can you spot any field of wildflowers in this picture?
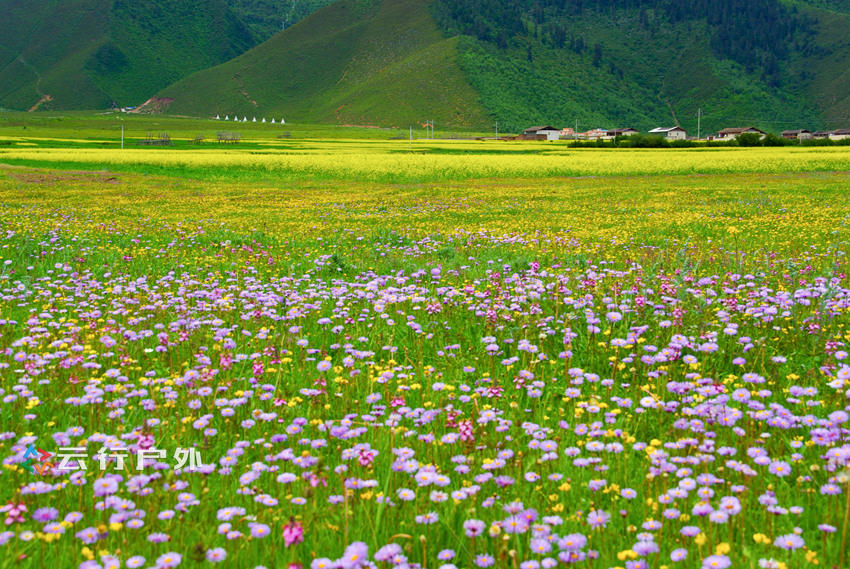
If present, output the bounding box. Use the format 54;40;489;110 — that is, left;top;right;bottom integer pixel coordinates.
0;148;849;569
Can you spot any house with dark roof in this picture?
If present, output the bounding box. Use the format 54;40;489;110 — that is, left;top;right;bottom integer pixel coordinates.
829;129;850;141
523;126;561;141
606;128;640;138
717;127;766;141
780;129;812;140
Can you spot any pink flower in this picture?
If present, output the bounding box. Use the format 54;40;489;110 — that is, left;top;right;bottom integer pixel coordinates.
282;518;304;547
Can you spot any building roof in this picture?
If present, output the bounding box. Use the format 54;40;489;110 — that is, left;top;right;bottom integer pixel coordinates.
781;129;812;135
524;126;560;133
649;127;685;133
607;128;639;135
833;128;850;135
718;127;765;135
813;131;834;136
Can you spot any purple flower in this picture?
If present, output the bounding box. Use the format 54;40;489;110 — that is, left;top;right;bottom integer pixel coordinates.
32;508;58;523
75;527;101;544
768;461;791;477
249;523;271;539
92;478;119;497
147;532;170;543
475;554;495;567
701;555;731;569
774;533;805;550
463;519;486;537
374;544;402;562
339;541;369;569
155;552;182;568
206;548;227;563
558;533;588;550
671;548;688;562
587;509;610;528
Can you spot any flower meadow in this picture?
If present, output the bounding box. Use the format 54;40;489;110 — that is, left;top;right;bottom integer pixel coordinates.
0;158;849;569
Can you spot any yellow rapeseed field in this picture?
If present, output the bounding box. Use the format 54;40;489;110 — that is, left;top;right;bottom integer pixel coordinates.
1;143;849;181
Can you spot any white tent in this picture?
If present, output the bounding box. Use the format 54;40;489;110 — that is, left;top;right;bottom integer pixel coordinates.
243;117;247;122
271;119;276;124
262;118;266;123
216;114;220;120
281;119;286;125
252;117;256;122
224;115;229;120
233;116;239;121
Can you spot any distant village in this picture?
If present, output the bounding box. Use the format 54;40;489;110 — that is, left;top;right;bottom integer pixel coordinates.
519;125;850;141
122;107;850;143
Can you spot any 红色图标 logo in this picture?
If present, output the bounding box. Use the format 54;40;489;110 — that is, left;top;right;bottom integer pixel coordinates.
21;445;54;476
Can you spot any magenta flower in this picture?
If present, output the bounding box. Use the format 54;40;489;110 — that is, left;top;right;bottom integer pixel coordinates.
282;518;304;547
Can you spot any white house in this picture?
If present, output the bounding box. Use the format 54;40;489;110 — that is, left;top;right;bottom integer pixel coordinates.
829;129;850;140
649;127;687;140
523;126;561;141
717;127;766;140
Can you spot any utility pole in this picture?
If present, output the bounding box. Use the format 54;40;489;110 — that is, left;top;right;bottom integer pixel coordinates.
697;108;703;141
495;121;498;139
121;125;124;149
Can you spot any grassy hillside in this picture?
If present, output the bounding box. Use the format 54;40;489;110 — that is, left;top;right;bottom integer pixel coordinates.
159;0;850;133
435;0;850;133
159;0;490;129
229;0;339;42
0;0;257;111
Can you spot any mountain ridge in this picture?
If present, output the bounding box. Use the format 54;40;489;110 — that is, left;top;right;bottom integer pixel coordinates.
2;0;849;134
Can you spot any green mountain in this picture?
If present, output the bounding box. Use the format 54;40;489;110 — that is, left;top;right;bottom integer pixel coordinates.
158;0;490;128
2;0;849;133
0;0;261;111
159;0;850;133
